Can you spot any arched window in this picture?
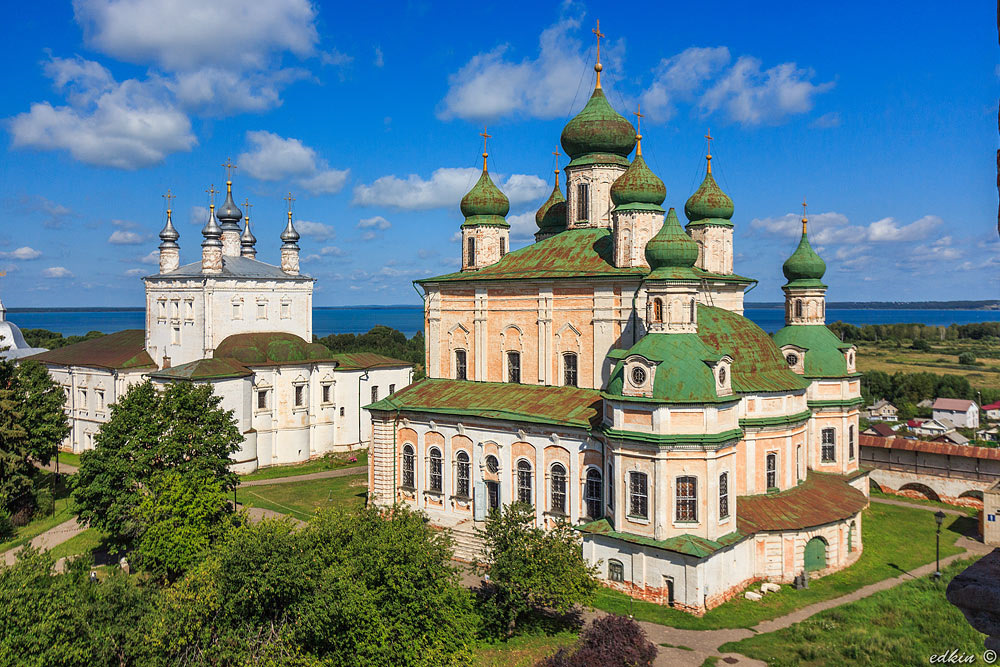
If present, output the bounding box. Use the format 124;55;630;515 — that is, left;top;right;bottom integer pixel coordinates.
550;463;567;514
428;447;443;493
766;452;777;489
607;460;614;511
821;428;836;462
719;472;729;519
585;468;603;519
456;451;470;498
676;476;697;522
849;425;856;460
628;471;648;519
516;459;533;505
795;299;803;318
653;298;663;322
455;349;467;381
402;444;415;489
576;183;589;221
563;353;578;387
796;445;803;482
608;559;624;582
507;351;521;383
466;237;476;266
485;454;499;475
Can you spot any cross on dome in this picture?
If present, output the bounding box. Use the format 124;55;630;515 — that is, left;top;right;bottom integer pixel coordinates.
705;129;713;173
222;157;238;182
633;104;644;156
592;19;605;86
552;148;561;178
162;188;175;213
480;126;491;171
802;198;809;233
284;191;296;217
206;184;218;206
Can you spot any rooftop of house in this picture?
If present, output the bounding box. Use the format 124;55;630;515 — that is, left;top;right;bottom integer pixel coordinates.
145;255;312;281
329;352;413;371
983;401;1000;411
736;470;869;534
861;433;1000;461
933;398;977;412
933;431;970;446
864;422;896;437
772;324;857;379
23;329;156;371
575;518;746;558
148;357;254;381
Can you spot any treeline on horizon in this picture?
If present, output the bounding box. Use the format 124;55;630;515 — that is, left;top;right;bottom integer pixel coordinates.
827;321;1000;342
747;299;999;310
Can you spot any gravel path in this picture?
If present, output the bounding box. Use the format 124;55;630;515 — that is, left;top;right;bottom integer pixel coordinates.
239;465;366;487
2;517;85;566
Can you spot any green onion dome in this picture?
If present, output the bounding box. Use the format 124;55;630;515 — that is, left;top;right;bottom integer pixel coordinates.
610;154;666;210
535;174;567;231
560;88;636;166
782;220;827;285
460;166;510;228
684;169;734;226
645;208;699;279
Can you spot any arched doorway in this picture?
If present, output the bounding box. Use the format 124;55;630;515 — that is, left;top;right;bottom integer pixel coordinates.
805;537;828;572
899;483;941;503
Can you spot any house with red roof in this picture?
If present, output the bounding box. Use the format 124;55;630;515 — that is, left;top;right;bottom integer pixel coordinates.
983;400;1000;422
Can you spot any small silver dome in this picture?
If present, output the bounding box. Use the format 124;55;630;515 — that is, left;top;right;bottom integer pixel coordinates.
201;205;223;247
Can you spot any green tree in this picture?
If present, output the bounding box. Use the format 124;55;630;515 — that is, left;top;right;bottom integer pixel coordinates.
15;361;69;467
475;503;598;638
137;471;235;582
957;351;976;365
73;381;240;550
911;339;931;351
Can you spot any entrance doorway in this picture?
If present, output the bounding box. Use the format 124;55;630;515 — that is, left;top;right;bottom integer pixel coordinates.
486;480;500;511
662;575;675;606
805;537;828;571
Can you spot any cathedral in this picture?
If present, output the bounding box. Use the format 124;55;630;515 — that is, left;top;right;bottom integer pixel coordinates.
27;179;412;473
367;46;868;613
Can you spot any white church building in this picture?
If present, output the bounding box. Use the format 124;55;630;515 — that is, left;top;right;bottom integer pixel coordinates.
26;180;412;473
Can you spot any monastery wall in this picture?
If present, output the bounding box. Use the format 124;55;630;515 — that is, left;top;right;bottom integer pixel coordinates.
752;511;864;583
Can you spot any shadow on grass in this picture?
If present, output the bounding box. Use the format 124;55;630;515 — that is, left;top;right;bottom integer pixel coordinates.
473;583;585;639
945;516;979;538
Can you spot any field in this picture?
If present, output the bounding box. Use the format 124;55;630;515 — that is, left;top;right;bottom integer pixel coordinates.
719;558;989;665
240;449;368;482
235;473;368;520
855;339;1000;391
590;502;971;630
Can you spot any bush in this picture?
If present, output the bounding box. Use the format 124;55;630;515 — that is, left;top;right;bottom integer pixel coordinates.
33;487;54;516
911;339;931;351
0;508;13;541
539;614;657;666
958;352;976;365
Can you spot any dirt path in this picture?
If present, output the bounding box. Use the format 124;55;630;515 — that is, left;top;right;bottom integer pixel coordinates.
2;517;85;566
869;495;971;516
239;465;366;487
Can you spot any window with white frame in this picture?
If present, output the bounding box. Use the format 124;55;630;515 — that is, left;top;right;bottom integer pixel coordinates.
96;390;104;411
294;384;305;408
585;468;602;519
280;298;291;319
171;326;180;345
428;447;443;493
257;389;269;410
232;300;242;320
456;451;470;498
371;386;378;403
766;452;777;489
402;444;415;489
388;384;395;395
796;445;803;482
563;352;578;387
455;349;467;380
719;472;729;519
184;299;194;321
576;183;589;221
608;559;624;582
157;299;166;319
676;476;697;522
629;471;648;519
171;300;179;318
849;425;856;460
321;384;332;404
550;463;567;515
467;237;476;266
257;301;267;320
516;460;533;505
607;460;614;511
78;389;88;412
507;351;521;384
821;428;836;462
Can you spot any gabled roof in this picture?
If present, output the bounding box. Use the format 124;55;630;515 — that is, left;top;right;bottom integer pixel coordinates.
737;471;868;533
366;378;602;430
146;255;312;281
148;357;252;381
330;352;412;370
23;330;155;371
983;400;1000;411
864;422;896;437
772;324;856;379
933;431;970;446
933;398;977;412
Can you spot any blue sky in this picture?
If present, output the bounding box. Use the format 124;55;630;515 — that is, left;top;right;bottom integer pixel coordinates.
0;0;997;307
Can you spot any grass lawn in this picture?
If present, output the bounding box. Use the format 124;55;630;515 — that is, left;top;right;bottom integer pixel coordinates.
471;632;578;667
719;558;988;666
46;527;106;562
871;488;980;517
0;474;75;554
54;451;83;469
235;473;368;521
240;449;368;482
591;502;971;630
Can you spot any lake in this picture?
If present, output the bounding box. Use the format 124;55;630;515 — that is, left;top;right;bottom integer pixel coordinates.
7;306;999;338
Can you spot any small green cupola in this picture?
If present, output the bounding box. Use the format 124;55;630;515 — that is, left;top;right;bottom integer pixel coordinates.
460;152;510;229
610;136;665;212
684;151;734;227
535;168;567;237
782;214;826;287
645;208;699;280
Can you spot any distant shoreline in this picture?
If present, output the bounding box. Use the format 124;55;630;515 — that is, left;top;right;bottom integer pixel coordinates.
8;301;999;313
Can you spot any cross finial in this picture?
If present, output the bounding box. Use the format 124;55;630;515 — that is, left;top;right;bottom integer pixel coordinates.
801;198;808;234
206;184;218;207
162;188;176;212
592;19;605;87
243;198;252;220
284;192;295;220
633;104;644;156
480;126;492;171
222;157;238;182
705;129;713;174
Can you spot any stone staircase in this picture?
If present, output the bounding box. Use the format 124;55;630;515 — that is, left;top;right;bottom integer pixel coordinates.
448;519;486;564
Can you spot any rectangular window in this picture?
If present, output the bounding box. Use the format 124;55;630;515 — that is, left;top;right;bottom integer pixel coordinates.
185;299;194;320
849;425;856;460
608;461;614;511
257;301;267;320
257;390;268;410
719;472;729;519
456;454;471;498
171;300;179;318
171;325;180;344
322;384;331;404
388;383;395;395
294;384;305;408
796;445;803;482
96;390;104;411
576;183;589;222
467;237;476;266
79;389;88;412
499;237;506;257
157;299;167;320
628;471;648;519
455;350;467;380
280;299;291;319
766;452;777;489
822;428;836;462
232;301;242;319
676;476;698;522
339;407;345;417
507;351;521;384
371;386;378;403
563;353;578;387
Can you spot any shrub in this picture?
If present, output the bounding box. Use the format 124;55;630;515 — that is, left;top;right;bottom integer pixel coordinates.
958;352;976;365
911;339;931;352
33;487;54;516
0;508;13;541
539;614;657;666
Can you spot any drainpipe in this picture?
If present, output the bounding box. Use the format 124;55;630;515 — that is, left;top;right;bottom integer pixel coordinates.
631;284;642;345
358;369;370;448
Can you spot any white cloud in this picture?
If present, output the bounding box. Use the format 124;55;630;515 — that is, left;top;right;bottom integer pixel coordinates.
319;246;344;256
165;67;308;116
507;211;537;242
13;195;74;228
357;216;391;230
811;112;841;128
108;230;147;245
374;47;384;68
751;211;942;246
0;247;42;260
641;47;730;122
138;250;159;265
295;220;335;240
42;266;73;278
353;167;547;211
700;56;834;125
189;205;208;225
124;268;145;276
867;215;941;242
238;131;349;194
10;56;195;169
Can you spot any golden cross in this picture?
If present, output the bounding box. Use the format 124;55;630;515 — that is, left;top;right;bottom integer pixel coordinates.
222;157;238;181
205;184;218;206
480;126;491;170
802;198;808;233
284;192;295;214
162;188;175;212
705;129;713;173
633;104;644;156
243;198;252;219
593;20;604;64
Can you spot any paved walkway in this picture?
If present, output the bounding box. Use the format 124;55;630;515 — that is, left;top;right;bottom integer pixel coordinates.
869;495;971;516
239;465;366;487
2;517;85;566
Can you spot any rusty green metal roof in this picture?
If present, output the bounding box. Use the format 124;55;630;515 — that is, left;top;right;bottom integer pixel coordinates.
330;352;412;370
148;357;252;381
610;154;665;211
24;330;155;370
605;332;726;404
684;169;734;227
737;471;868;533
772;325;856;379
576;518;746;558
535;180;567;232
366;378;602;429
560;87;636;166
214;332;336;366
460;168;510;228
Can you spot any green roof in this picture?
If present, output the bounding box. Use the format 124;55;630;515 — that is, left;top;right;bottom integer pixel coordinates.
24;330;155;370
460;168;510;228
610;154;665;211
535;179;567;232
577;518;746;558
214;332;336;366
684;169;734;226
148;357;252;381
366;378;602;429
772;325;855;378
560;87;636;166
330;352;412;370
605;333;726;404
782;229;827;285
645;208;699;280
737;471;868;533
